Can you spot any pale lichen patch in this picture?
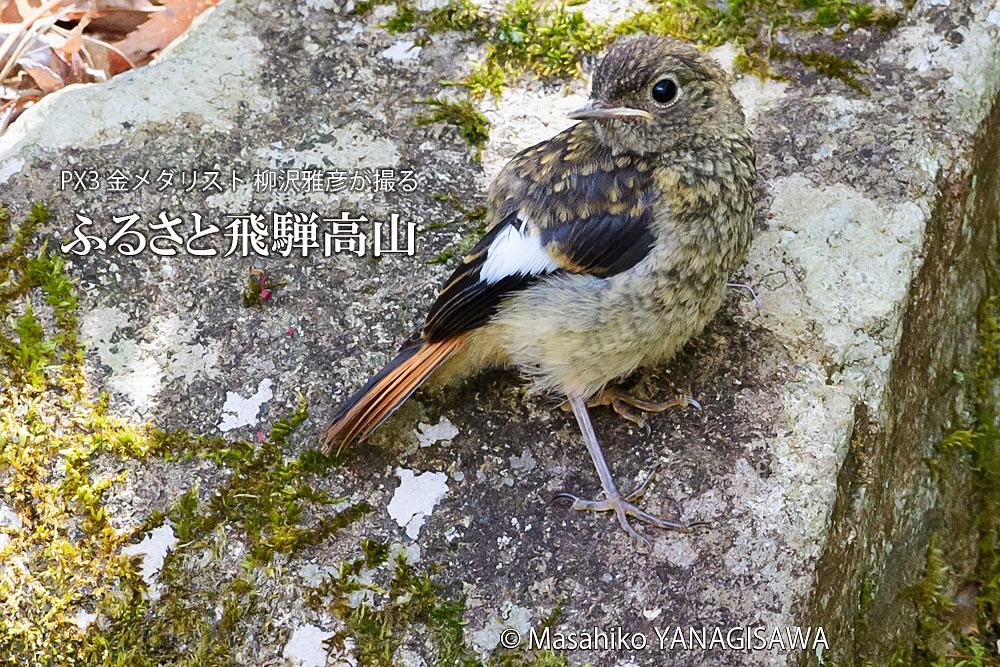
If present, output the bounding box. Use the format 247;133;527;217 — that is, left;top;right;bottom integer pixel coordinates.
0;157;24;184
81;307;222;416
381;40;424;61
283;624;337;667
711;44;790;125
217;378;274;432
72;610;97;632
747;176;925;413
386;467;449;539
253;121;402;171
508;447;536;472
887;7;1000;137
122;524;178;601
0;500;22;551
468;600;532;654
414;416;459;447
477;80;588;187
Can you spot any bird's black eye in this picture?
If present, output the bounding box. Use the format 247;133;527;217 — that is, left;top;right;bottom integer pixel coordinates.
651;78;678;105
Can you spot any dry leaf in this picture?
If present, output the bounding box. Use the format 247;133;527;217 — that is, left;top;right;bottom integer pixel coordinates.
1;17;97;92
70;32;132;75
9;28;64;90
77;10;157;38
66;0;158;10
113;0;218;66
56;11;86;55
0;92;40;132
0;0;64;71
13;0;33;21
0;20;53;77
0;2;25;24
19;57;59;88
0;0;215;136
64;1;160;39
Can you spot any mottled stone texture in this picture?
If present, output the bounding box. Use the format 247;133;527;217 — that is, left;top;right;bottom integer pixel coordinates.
1;0;999;665
805;97;1000;663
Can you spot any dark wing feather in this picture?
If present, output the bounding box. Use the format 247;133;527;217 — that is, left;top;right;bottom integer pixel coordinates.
421;123;659;343
539;206;654;277
423;213;543;342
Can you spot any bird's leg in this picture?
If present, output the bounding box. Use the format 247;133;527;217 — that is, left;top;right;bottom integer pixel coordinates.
554;395;709;551
585;386;700;434
727;282;761;309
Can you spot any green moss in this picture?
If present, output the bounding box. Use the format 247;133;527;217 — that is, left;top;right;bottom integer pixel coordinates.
929;636;996;666
841;4;901;36
0;203;375;664
414;97;492;156
426;193;489;265
443;63;508;101
4;299;56;388
352;0;388;15
790;49;869;94
0;202;83;394
386;0;418;32
427;0;607;81
0;201;554;666
488;0;607;78
1;384;370;663
396;0;901;149
733;48;790;81
934;296;1000;628
79;560;279;665
918;290;1000;664
0;203;146;663
425;0;492;34
901;534;955;657
854;575;874;655
429;192;489;223
350;0;422;34
964;299;1000;642
615;0;884;93
150;395;370;567
429;228;487;265
383;0;608;147
309;545;565;666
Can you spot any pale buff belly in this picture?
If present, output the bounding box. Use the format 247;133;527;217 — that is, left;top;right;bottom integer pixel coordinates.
486;268;726;398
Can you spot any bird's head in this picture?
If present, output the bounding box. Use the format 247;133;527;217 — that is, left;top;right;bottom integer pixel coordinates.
569;35;745;155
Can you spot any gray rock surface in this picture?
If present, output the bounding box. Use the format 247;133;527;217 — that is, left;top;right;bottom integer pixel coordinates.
1;0;999;664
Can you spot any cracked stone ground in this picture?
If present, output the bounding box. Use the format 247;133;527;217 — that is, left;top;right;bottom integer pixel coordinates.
1;0;999;665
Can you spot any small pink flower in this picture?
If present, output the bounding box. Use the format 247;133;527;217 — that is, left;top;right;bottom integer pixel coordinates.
260;289;272;301
256;431;265;442
287;326;294;336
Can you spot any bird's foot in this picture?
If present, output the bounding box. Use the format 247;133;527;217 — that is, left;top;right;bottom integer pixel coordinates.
727;281;761;309
584;387;701;434
554;465;710;551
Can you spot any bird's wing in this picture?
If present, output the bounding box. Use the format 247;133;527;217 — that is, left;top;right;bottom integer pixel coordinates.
421;149;658;342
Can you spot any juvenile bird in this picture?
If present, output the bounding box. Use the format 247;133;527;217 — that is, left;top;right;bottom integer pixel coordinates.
321;35;756;549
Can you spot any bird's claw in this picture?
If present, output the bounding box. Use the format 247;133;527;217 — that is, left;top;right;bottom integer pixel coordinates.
727;282;762;309
580;387;701;430
552;465;710;550
678;395;702;411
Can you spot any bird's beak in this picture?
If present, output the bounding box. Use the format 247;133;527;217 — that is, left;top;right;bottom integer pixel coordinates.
567;100;653;121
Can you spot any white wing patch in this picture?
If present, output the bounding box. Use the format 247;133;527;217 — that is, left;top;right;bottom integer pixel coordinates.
479;220;560;285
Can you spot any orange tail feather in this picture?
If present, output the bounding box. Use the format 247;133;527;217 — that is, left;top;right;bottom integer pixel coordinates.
321;336;465;454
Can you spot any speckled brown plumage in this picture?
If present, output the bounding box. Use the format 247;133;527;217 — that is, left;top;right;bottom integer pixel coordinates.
322;35;756;548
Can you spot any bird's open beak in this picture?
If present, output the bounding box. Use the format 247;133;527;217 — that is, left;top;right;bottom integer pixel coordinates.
567;100;653;121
